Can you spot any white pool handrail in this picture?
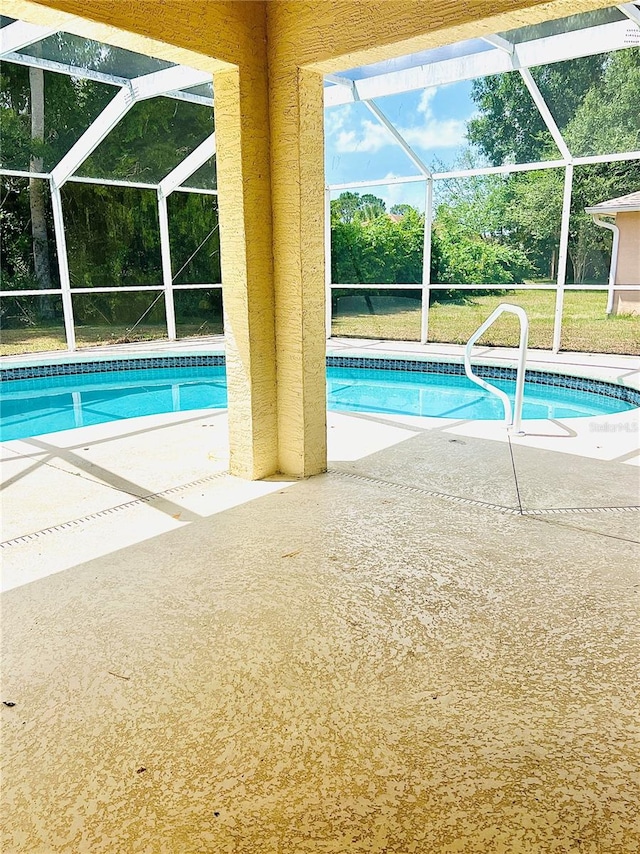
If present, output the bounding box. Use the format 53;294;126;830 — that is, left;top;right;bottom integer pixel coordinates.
464;303;529;435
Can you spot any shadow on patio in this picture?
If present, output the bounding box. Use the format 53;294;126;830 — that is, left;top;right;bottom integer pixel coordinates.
2;414;639;853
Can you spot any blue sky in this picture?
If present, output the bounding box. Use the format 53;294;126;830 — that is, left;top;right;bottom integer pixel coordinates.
324;80;478;212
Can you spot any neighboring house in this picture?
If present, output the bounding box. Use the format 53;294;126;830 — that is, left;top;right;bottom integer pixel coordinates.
586;191;640;316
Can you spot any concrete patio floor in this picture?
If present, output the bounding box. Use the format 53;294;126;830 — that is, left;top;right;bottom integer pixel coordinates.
1;342;639;852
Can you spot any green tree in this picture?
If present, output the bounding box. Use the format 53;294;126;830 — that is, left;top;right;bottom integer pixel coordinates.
168;193;221;286
390;204;414;217
29;63;53;302
467;55;604;165
435;171;512;239
357;194;387;222
431;170;532;292
432;199;531;290
331;191;364;225
467;49;640;283
567;161;640;283
331;191;387;225
505;169;563;279
79;98;214;183
330;188;533;300
331;193;424;286
562;48;640;157
1;54;215;330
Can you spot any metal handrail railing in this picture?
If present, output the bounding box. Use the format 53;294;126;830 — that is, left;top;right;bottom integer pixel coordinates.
464;303;529;434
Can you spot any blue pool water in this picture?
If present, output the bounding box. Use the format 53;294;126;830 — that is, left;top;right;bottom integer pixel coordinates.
328;366;635;421
0;362;636;442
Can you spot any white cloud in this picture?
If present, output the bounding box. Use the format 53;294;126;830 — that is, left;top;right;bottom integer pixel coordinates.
334;114;468;154
417;87;438;116
327;86;468;157
335;119;396;153
403;86;468;150
401;119;468;150
324;105;351;137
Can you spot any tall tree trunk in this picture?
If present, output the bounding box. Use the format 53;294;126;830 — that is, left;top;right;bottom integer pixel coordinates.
571;228;590;285
29;65;54;318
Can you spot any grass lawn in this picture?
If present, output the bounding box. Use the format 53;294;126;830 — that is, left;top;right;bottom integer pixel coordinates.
0;320;223;356
1;292;638;356
331;289;640;356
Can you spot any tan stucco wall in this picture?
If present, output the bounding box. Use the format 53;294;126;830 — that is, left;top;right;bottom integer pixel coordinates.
4;0;614;74
613;211;640;316
3;0;616;476
214;58;279;479
1;0;260;71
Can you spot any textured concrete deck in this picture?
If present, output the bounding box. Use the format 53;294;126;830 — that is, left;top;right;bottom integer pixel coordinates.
1;343;639;852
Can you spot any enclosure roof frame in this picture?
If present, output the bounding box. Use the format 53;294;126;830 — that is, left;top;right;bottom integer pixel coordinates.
323;16;637;107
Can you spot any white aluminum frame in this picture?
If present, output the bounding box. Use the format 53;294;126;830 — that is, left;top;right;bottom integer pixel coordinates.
51;87;136;190
157;133;217;339
1;168;218;195
324;20;634;107
2;51;214;107
519;68;572;161
2;8;639;354
327;283;638;291
0;21;57;55
50;66;210;190
552;163;574;352
362;101;432;176
2;51;130;88
618;3;640;26
421;178;433;344
325;4;640;354
0;32;217;351
482;32;572;161
157;194;178;339
158;133;216;199
49;183;76;350
328;151;640;188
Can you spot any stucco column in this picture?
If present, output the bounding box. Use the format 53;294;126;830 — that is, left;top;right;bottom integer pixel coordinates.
216;57;327;480
214;64;279;480
268;61;328;477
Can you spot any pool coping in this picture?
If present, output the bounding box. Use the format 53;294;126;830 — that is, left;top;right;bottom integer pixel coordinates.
2;334;637;382
3;338;639;409
0;335;226;370
327;338;640;391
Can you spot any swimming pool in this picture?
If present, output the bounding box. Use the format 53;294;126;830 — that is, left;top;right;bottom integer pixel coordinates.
1;355;638;442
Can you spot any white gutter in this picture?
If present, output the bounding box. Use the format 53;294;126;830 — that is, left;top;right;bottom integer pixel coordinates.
590;214;620;315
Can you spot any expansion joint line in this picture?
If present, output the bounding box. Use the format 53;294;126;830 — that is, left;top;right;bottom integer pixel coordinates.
0;471;229;549
507;434;524;515
328;468;640;519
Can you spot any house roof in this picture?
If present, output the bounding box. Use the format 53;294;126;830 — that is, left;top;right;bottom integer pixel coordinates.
585;191;640;215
